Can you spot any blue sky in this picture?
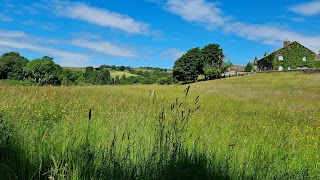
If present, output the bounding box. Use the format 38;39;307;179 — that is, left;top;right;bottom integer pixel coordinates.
0;0;320;68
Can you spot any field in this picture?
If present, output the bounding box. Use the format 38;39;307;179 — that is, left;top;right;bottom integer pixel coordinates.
109;71;138;78
1;72;320;179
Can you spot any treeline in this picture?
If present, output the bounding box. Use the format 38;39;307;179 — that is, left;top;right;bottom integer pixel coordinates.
173;43;232;82
0;52;172;86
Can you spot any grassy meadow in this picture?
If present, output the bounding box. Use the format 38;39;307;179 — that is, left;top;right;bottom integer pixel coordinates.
1;72;320;179
109;71;138;78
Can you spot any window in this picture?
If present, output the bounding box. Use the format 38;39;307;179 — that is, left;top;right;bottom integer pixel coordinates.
279;66;283;71
278;55;283;61
302;56;306;61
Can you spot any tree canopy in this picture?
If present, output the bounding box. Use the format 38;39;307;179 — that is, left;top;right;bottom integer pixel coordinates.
173;47;203;82
24;56;62;85
202;44;224;69
244;62;253;72
0;52;29;80
173;43;228;81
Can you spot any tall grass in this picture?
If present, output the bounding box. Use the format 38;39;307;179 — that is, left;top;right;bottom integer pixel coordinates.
1;72;320;179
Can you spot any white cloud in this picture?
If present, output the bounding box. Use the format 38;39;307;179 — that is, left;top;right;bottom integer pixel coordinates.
71;39;137;57
0;39;91;67
0;29;140;66
0;40;89;66
164;0;229;30
0;30;27;38
0;30;91;67
223;22;320;53
161;48;185;60
51;0;151;35
290;17;305;22
289;1;320;16
150;0;320;53
0;14;13;21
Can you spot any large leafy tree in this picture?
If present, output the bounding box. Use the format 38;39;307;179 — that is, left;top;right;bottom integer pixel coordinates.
0;52;29;80
201;44;225;80
24;56;62;85
173;47;203;82
201;44;224;69
96;69;111;85
84;66;111;85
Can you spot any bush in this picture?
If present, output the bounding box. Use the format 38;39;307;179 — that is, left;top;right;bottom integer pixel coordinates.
204;68;221;80
244;62;253;72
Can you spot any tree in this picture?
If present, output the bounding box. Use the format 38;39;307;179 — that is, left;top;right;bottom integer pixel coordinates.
119;66;125;71
244;62;253;72
253;57;258;65
220;60;233;74
201;44;225;80
173;47;203;82
201;44;224;69
99;65;109;69
97;69;111;85
204;66;221;80
60;69;83;85
0;52;29;80
110;65;116;70
24;56;62;85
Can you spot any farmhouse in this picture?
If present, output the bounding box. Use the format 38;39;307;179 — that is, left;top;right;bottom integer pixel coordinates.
257;40;319;71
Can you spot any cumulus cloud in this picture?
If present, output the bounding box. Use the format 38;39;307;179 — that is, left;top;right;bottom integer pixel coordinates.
223;22;320;52
149;0;320;53
0;29;140;66
0;29;92;66
289;1;320;16
0;39;91;66
50;0;151;35
164;0;228;30
71;39;137;57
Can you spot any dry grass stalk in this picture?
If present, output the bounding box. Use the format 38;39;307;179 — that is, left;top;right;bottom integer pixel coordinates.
42;128;49;142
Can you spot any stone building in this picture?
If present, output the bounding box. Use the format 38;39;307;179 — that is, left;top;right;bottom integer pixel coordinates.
257;41;318;71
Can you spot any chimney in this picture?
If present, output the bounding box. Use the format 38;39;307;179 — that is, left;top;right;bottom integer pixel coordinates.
283;40;291;47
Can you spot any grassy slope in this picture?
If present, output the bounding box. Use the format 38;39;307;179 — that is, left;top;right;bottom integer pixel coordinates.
62;67;139;78
109;71;138;78
63;67;86;72
1;72;319;179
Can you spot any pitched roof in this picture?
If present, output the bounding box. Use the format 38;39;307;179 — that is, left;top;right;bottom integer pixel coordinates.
258;41;316;62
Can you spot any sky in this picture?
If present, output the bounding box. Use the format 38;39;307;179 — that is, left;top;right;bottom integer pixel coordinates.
0;0;320;68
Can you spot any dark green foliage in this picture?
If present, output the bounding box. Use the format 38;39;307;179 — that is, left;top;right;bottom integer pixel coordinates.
84;67;111;85
119;66;126;71
173;44;227;82
204;66;222;80
24;56;62;85
99;64;110;69
97;69;111;85
202;44;224;69
244;62;253;72
60;69;83;85
173;47;203;82
0;52;29;80
0;52;174;86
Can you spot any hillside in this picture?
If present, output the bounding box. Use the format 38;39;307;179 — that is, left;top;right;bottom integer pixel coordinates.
1;72;320;179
